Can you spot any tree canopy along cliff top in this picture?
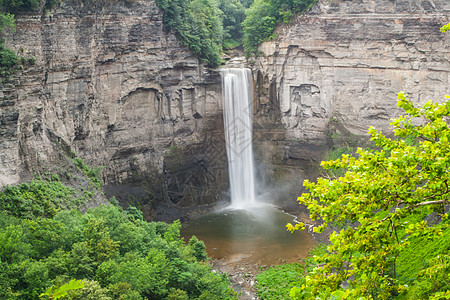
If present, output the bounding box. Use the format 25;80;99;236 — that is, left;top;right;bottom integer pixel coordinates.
156;0;317;66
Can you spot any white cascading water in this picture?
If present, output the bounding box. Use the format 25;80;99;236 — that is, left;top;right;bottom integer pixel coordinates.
221;68;256;208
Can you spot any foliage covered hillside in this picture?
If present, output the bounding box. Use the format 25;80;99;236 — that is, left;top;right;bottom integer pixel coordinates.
0;177;237;299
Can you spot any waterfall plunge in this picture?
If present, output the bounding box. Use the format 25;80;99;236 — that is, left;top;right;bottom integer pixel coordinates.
221;68;256;209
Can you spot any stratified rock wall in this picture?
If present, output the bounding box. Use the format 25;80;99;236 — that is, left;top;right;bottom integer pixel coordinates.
256;0;449;142
253;0;450;206
2;0;449;216
1;0;227;219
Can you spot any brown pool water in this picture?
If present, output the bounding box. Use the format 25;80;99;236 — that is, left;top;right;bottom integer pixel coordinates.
181;204;316;266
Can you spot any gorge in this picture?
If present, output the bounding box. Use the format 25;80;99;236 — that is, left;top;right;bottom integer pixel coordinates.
1;0;449;221
1;0;450;298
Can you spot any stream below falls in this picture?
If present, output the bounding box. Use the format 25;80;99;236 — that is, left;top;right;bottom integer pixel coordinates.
181;204;316;298
181;204;316;265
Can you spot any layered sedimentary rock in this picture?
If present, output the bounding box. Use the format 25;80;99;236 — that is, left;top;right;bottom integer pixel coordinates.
1;0;227;219
2;0;450;216
253;0;450;205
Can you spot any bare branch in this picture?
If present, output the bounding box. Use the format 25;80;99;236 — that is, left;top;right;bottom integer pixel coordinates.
411;199;450;207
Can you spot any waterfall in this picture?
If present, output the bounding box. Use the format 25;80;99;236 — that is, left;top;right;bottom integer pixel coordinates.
221;68;256;208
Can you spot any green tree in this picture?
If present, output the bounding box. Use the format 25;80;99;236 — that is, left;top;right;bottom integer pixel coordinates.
242;0;277;56
0;224;31;264
288;92;450;299
0;0;38;13
100;250;171;299
188;0;224;66
107;282;142;300
66;280;110;300
23;260;51;299
218;0;245;49
27;218;65;258
242;0;316;57
0;196;237;299
188;235;208;262
83;217;119;264
0;13;15;34
155;0;223;67
40;279;85;300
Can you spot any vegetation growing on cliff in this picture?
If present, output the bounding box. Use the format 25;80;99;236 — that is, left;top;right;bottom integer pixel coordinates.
1;0;317;68
0;12;19;81
0;0;38;13
0;0;60;13
0;10;37;82
0;0;61;82
0;176;80;219
155;0;317;66
156;0;225;67
242;0;316;56
71;154;104;191
0;180;237;299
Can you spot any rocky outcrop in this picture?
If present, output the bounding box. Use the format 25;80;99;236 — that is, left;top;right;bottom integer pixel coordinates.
253;0;450;205
1;0;227;220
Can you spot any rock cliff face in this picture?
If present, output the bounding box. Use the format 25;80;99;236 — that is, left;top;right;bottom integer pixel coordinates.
253;0;450;206
1;0;227;220
2;0;450;217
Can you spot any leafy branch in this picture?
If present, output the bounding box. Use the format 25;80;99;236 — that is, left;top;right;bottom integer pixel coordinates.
39;279;85;299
